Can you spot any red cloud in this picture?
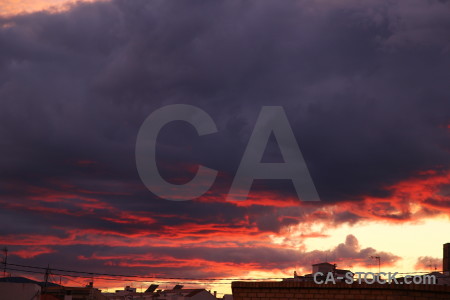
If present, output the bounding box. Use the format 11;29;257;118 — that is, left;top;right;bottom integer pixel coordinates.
11;246;56;259
320;170;450;225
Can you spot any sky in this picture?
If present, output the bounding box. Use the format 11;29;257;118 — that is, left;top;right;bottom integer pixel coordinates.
0;0;449;296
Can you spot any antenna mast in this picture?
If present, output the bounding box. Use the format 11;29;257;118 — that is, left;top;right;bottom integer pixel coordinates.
2;247;7;277
370;256;381;274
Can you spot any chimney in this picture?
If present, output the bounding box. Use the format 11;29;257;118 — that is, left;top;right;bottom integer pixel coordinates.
444;243;450;274
213;291;217;298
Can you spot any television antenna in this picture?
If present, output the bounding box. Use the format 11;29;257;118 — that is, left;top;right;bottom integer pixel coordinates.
370;256;381;274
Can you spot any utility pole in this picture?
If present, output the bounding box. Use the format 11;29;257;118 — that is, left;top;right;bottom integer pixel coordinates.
2;247;7;278
43;265;50;294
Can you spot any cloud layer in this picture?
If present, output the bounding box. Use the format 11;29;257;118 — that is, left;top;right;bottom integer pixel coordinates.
0;0;449;289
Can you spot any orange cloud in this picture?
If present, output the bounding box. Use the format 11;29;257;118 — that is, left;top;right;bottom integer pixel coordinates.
415;256;442;271
0;0;100;17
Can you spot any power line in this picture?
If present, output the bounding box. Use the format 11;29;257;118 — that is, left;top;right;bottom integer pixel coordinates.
4;267;235;285
6;262;288;281
59;274;91;286
5;262;445;284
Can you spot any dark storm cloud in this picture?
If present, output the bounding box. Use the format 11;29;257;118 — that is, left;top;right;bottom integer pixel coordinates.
1;0;448;203
0;0;449;274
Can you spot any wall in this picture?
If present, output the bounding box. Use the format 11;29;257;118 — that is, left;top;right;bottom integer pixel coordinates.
232;281;450;300
0;282;41;300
